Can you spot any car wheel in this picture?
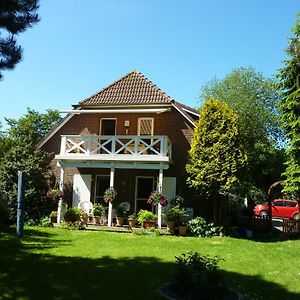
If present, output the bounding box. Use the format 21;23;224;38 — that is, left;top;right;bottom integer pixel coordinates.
260;211;268;217
293;213;299;220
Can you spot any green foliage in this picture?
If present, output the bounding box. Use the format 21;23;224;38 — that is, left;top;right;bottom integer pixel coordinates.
187;98;246;195
0;109;61;222
201;67;284;198
277;15;300;197
0;0;40;79
173;251;226;299
165;205;187;224
137;210;157;224
63;208;81;223
116;205;127;217
188;217;222;237
92;204;105;216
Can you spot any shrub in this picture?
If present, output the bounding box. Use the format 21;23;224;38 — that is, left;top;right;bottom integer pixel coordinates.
173;251;226;299
137;210;157;224
64;208;81;222
93;204;105;216
188;217;223;237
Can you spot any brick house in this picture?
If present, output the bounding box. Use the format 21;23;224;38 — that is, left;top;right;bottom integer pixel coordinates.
39;71;199;227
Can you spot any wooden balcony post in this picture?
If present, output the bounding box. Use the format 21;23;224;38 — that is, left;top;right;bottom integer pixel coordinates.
157;167;164;229
60;136;67;155
57;168;65;224
108;166;115;227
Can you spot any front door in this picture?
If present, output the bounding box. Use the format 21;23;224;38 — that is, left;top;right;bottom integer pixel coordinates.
135;177;154;213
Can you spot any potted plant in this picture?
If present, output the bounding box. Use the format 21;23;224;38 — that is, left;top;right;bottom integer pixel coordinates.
93;204;105;224
127;214;137;228
137;210;158;228
165;205;188;233
103;187;117;203
80;210;89;225
147;190;168;206
46;188;64;202
116;205;127;226
178;220;189;236
49;210;58;223
63;208;81;223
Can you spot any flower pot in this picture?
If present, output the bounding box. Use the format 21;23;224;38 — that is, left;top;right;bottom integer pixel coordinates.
166;220;175;233
143;220;156;228
178;226;188;236
81;216;88;225
94;216;101;224
116;217;125;226
128;219;136;228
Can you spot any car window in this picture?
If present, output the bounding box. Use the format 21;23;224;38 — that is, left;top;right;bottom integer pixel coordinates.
273;200;284;207
285;201;297;207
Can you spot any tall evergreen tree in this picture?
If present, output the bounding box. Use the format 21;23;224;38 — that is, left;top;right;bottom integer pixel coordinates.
278;15;300;197
186;99;247;225
0;0;39;79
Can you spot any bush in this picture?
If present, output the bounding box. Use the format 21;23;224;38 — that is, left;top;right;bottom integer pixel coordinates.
93;204;105;217
188;217;223;237
173;251;226;299
64;208;81;222
137;210;157;224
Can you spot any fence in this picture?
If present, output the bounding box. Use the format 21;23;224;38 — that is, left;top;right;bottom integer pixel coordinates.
251;215;271;232
282;219;300;234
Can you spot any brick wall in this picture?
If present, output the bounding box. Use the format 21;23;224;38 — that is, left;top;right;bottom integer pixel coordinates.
42;106;195;206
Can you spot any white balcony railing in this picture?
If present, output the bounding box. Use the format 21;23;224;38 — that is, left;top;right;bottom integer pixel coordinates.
57;135;172;162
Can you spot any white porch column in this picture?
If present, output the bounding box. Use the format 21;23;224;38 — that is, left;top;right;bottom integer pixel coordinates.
57;167;64;224
157;167;164;229
108;167;115;227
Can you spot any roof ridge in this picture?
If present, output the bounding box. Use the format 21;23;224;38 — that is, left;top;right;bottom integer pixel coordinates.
76;70;175;107
76;70;137;106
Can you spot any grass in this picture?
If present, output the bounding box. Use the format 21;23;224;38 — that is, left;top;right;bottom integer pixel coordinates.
0;227;300;300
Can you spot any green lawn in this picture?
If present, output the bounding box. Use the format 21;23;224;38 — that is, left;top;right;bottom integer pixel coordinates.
0;227;299;300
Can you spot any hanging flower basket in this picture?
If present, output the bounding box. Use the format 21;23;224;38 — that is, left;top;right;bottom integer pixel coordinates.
103;187;117;203
147;190;168;207
46;188;64;202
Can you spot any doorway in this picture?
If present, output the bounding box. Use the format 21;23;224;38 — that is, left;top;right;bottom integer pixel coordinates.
94;175;110;204
135;177;155;212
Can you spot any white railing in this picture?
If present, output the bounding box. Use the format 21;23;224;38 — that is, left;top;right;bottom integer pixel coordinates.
59;135;172;160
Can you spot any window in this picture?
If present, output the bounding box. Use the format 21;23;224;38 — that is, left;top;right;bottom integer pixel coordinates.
285;201;297;207
94;175;110;204
273;200;284;207
138;118;154;135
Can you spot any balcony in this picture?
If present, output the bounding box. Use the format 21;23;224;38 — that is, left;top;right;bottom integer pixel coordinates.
55;135;172;169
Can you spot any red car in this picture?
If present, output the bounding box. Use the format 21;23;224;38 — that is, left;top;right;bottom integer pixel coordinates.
254;199;299;220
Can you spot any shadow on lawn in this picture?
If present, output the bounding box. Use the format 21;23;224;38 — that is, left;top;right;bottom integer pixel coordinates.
0;228;299;300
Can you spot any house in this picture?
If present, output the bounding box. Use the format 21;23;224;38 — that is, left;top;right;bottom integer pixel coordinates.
39;71;199;227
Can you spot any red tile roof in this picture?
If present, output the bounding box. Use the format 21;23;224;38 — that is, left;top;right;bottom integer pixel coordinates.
77;70;174;107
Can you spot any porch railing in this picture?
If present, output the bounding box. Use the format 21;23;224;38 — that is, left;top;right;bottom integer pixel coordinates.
58;135;172;160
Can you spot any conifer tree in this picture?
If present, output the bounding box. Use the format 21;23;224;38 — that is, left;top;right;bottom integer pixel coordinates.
186;99;247;225
278;15;300;197
0;0;39;79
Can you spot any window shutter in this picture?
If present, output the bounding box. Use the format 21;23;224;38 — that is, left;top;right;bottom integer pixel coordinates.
139;118;153;135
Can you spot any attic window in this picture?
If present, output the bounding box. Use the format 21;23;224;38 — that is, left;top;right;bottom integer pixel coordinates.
138;118;154;135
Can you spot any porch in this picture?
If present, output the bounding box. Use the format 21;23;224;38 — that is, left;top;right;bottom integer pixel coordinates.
55;135;174;228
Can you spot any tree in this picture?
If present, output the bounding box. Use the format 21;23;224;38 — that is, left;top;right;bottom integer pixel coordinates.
0;0;39;79
200;67;284;199
0;108;61;222
277;15;300;197
186;99;247;225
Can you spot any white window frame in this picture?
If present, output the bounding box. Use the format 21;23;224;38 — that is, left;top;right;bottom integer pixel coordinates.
137;117;154;136
99;118;117;135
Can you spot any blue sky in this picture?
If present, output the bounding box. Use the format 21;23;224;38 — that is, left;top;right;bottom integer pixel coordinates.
0;0;299;125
